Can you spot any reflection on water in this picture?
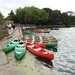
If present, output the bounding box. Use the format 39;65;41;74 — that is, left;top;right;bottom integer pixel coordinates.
50;27;75;75
35;56;53;68
46;47;58;52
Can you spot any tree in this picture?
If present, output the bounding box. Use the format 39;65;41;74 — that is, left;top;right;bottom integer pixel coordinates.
6;10;17;23
0;12;4;24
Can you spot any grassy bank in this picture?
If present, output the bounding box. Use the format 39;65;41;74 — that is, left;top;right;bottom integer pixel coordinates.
21;24;75;29
0;24;8;40
20;24;70;29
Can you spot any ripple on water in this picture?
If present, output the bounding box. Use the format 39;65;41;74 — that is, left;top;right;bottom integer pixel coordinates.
52;27;75;75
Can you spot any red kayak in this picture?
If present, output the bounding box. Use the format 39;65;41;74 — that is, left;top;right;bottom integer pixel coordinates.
43;40;58;42
21;27;26;31
25;41;54;60
34;30;50;33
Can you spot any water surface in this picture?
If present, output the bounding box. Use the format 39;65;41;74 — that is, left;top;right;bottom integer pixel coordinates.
50;27;75;75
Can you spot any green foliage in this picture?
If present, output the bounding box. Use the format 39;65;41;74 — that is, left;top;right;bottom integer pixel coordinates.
0;12;4;24
0;24;8;40
5;6;75;27
6;6;49;24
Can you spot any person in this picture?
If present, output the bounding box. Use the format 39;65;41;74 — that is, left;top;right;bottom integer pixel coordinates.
12;24;15;30
7;23;12;29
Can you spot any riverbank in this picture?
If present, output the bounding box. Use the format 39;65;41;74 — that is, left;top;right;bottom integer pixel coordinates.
0;27;56;75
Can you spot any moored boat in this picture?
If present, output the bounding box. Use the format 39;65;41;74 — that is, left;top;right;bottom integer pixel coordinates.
3;38;19;53
43;40;58;42
43;42;58;47
34;30;50;33
14;40;26;60
21;35;58;47
21;27;26;31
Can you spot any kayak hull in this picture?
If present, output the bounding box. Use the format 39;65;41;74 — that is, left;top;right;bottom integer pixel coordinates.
25;41;54;60
3;38;19;53
14;40;26;60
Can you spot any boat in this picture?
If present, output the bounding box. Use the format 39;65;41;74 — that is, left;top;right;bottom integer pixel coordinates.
21;27;26;31
22;35;58;47
43;42;58;47
47;36;56;40
42;36;58;47
14;40;26;60
25;41;54;60
43;40;58;42
3;38;19;53
42;36;56;40
34;29;50;33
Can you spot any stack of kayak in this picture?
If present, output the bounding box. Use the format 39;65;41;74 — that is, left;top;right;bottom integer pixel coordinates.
23;35;58;47
3;38;26;60
3;37;55;60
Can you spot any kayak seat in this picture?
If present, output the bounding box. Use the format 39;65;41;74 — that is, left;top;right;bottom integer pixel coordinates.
43;52;48;54
28;45;34;48
33;48;41;51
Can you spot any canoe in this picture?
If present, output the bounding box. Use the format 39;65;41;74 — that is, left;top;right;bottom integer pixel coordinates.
47;36;56;40
3;38;19;53
34;30;50;33
42;36;58;47
42;36;56;40
43;42;58;47
14;40;26;60
43;40;58;42
21;27;26;31
25;42;54;60
31;36;58;47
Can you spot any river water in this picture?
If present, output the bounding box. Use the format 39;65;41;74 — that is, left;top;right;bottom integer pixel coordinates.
49;27;75;75
31;27;75;75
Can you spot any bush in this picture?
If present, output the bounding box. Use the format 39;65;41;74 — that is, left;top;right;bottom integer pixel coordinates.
0;24;8;40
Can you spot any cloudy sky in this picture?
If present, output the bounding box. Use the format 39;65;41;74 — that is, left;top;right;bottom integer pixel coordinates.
0;0;75;17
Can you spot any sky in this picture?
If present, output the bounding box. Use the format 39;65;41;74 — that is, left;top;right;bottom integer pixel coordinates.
0;0;75;18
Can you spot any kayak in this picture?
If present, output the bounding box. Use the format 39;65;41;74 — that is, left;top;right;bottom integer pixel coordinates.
3;38;19;53
21;27;26;31
34;30;50;33
25;42;54;60
42;36;56;40
47;36;56;40
14;40;26;60
43;42;58;47
43;40;58;42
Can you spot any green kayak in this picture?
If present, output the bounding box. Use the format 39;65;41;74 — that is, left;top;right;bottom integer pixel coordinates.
14;40;26;60
43;42;58;47
43;36;57;47
47;36;56;40
3;38;19;53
